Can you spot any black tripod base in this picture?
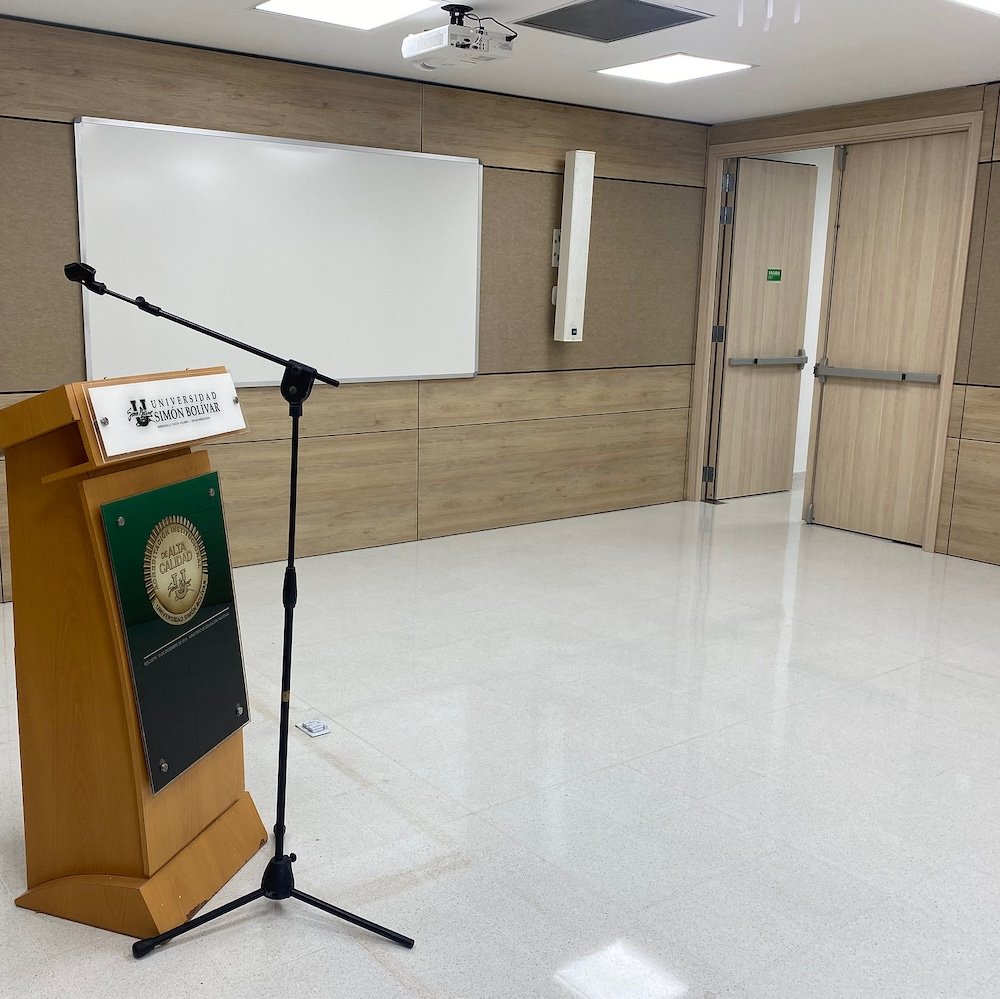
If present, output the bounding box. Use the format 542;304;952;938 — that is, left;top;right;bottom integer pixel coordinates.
132;853;414;958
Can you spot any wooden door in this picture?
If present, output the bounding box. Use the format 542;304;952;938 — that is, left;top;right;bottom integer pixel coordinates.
706;157;817;500
809;133;968;544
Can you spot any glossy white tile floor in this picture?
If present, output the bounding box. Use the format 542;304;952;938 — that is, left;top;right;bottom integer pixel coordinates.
5;489;1000;997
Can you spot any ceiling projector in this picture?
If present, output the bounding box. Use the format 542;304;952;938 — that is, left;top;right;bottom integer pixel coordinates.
402;4;515;71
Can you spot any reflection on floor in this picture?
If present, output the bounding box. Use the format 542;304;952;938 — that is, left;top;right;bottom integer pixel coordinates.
4;490;1000;997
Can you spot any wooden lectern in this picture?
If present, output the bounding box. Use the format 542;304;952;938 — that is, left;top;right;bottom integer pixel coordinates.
0;368;266;938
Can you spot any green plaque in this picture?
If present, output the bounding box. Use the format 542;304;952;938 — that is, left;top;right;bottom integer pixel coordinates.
102;472;248;793
767;268;783;282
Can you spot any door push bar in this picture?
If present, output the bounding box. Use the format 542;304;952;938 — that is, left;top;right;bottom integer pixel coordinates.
813;359;941;385
729;349;809;369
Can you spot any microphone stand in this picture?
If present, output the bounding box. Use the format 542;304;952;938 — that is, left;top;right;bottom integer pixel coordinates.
64;263;414;958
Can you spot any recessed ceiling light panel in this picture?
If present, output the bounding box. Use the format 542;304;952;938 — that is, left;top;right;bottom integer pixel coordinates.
947;0;1000;13
254;0;438;31
599;52;752;85
518;0;712;43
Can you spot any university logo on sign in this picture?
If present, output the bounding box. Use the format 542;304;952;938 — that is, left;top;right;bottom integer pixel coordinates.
127;399;152;427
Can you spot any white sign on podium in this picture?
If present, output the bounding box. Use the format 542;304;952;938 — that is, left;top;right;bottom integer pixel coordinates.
88;372;246;458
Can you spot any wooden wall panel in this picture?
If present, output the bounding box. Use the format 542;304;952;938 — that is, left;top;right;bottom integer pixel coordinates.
955;164;993;384
949;438;1000;562
0;18;421;150
960;386;1000;441
0;119;84;391
967;165;1000;385
417;408;688;538
711;86;985;147
936;438;960;554
478;169;703;373
420;367;690;428
0;458;9;603
422;85;706;186
235;382;417;442
982;84;999;163
208;432;417;566
949;385;967;438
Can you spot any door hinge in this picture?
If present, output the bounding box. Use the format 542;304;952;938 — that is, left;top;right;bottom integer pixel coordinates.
805;503;815;524
712;325;725;343
838;146;848;170
722;171;735;193
720;205;734;225
702;465;716;483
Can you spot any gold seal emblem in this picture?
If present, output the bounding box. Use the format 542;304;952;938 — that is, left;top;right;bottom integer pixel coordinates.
144;517;209;626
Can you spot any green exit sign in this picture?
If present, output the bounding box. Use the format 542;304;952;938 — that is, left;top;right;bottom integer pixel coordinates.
767;268;782;282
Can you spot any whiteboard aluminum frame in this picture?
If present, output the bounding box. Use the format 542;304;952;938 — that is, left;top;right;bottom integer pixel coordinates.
74;116;482;386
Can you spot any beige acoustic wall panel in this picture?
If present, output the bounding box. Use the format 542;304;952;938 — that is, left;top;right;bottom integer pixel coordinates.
967;166;1000;386
949;438;1000;562
0;119;84;391
208;432;417;566
711;85;985;146
0;19;422;150
234;382;418;442
419;367;691;427
584;180;704;367
418;409;688;538
478;169;703;373
422;86;706;186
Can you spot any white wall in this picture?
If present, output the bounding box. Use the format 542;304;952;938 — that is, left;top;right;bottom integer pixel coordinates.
765;147;835;475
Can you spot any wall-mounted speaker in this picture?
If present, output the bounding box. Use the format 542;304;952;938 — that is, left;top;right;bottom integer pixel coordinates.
553;149;596;342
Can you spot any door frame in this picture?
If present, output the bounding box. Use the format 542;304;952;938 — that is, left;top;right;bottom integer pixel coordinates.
687;112;982;552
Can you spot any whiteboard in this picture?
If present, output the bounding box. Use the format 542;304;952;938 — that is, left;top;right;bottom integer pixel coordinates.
75;118;481;385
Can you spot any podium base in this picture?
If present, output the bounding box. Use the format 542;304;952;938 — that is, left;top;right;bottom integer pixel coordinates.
15;792;266;937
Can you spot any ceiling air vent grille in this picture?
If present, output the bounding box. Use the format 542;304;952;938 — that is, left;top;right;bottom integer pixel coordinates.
518;0;712;43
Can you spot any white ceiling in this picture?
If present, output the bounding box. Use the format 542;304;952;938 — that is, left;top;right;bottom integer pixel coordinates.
2;0;999;124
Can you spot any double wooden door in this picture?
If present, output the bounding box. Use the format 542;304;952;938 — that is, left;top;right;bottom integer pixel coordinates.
807;132;968;544
705;157;817;500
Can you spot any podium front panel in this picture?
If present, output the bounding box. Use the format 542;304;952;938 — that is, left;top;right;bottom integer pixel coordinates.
101;472;249;793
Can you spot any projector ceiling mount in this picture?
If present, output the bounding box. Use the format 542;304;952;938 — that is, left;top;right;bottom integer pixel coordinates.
441;4;474;24
401;4;517;71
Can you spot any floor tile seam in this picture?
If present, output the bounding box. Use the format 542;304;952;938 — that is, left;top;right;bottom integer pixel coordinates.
619;760;709;804
621;737;828;787
696;674;873;720
827;893;1000;975
301;717;475;817
874;654;1000;698
551;973;591;999
358;936;431;999
467;755;641;820
785;832;961;898
719;926;829;991
213;941;342;995
383;864;593;987
325;777;473;839
634;844;789;915
901;889;1000;952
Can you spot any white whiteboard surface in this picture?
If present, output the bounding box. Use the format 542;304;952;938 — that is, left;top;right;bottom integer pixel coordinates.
75;118;481;385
